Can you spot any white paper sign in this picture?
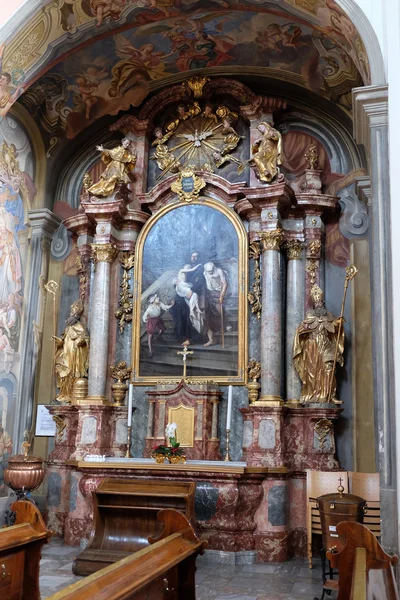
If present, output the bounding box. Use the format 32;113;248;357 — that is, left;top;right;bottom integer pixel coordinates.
35;405;56;437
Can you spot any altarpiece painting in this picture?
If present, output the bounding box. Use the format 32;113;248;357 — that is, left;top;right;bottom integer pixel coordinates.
132;198;247;383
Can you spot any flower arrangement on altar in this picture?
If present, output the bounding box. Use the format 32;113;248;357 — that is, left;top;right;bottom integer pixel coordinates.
151;422;186;464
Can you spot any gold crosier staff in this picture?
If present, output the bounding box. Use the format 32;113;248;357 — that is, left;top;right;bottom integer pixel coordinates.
327;265;358;404
44;280;59;400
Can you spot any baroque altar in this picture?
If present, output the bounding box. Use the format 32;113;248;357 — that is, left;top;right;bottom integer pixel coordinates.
44;76;358;563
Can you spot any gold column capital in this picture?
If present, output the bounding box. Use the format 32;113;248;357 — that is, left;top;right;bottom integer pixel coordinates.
284;240;303;260
91;243;118;263
258;229;284;252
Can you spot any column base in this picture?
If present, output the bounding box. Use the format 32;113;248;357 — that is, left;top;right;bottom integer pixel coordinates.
253;395;284;407
76;395;111;406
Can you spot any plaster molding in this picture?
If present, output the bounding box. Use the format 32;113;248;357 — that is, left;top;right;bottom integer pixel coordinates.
28;208;61;239
352;85;388;156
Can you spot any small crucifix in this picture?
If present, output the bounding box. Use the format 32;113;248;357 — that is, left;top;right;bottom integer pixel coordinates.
177;345;194;379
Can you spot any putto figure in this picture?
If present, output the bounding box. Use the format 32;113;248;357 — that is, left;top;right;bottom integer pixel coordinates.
293;284;344;404
250;121;282;183
52;300;90;403
88;137;137;197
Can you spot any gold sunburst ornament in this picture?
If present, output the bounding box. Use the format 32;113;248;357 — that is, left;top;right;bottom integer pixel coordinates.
151;96;245;180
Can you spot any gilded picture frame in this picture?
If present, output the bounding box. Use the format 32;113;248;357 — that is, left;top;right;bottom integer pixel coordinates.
132;197;248;384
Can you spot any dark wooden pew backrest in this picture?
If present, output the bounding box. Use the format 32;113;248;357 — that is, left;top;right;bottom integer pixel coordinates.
49;509;206;600
0;500;52;600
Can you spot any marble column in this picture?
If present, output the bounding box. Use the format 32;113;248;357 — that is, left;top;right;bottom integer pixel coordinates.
353;85;398;555
258;229;284;405
15;209;61;447
285;240;304;403
87;243;118;402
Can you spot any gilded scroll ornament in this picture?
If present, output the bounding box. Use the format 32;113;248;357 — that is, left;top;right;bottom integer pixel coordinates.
115;251;135;333
88;138;137;197
183;76;210;98
305;143;319;170
91;243;118;264
82;172;93;192
52;415;66;443
52;300;89;404
285;240;303;260
248;241;262;320
314;418;333;449
249;122;282;183
259;229;284;252
306;259;319;286
308;239;321;257
171;167;206;203
293;284;344;404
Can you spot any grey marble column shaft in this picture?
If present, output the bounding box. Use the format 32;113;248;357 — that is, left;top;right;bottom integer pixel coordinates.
285;241;304;402
88;244;117;399
15;209;61;446
353;85;398;554
259;230;284;403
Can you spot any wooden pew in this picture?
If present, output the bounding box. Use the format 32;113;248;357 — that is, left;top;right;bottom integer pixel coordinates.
73;478;196;575
0;500;52;600
49;509;206;600
327;521;399;600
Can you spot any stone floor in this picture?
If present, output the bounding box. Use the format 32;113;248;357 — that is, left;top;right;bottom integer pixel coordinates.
40;538;336;600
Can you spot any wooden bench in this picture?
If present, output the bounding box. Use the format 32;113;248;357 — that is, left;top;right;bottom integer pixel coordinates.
73;478;196;575
49;509;206;600
0;500;52;600
327;521;398;600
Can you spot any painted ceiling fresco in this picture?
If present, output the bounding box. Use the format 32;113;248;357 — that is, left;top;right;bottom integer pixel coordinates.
0;0;369;117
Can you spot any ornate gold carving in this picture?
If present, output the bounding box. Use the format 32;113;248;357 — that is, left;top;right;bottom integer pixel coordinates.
308;239;321;257
109;361;132;406
248;241;262;320
151;100;244;178
52;415;66;444
314;419;333;449
259;229;284;252
305;143;319;170
306;259;319;286
91;243;118;263
82;172;93;191
285;240;303;260
183;76;210;98
115;251;135;333
168;405;195;447
171;167;206;203
246;359;261;404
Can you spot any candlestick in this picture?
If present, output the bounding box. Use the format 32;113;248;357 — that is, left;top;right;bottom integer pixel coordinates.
125;425;132;458
224;429;231;462
127;383;133;427
226;385;233;429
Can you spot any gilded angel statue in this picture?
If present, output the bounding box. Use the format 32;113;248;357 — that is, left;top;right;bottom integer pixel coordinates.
250;121;282;183
88;137;137;197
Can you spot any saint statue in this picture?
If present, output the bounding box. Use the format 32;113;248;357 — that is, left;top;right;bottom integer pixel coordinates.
52;300;89;404
88;137;137;197
250;121;282;183
293;284;344;404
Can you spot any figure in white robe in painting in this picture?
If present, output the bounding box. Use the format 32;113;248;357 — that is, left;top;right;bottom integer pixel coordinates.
0;207;22;304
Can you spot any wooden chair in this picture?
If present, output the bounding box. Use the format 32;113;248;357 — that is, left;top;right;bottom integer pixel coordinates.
48;509;206;600
348;471;381;539
306;469;348;568
73;478;196;575
0;500;52;600
327;521;398;600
